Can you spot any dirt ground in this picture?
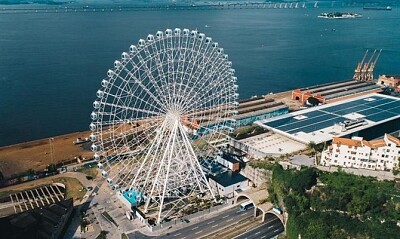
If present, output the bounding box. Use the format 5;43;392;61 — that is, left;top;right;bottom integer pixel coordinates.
264;90;303;111
0;131;93;178
0;175;86;202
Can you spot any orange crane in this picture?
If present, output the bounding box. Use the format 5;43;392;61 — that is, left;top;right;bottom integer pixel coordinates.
353;50;369;80
366;49;382;81
361;49;377;81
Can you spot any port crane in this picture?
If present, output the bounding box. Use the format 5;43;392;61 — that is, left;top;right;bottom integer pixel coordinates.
353;50;369;80
366;49;382;81
354;49;382;81
360;50;376;81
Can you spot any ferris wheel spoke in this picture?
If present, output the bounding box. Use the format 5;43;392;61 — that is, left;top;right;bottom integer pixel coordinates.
119;67;168;113
179;55;227;112
105;91;162;118
182;68;233;113
150;41;171;106
177;45;218;109
102;101;162;118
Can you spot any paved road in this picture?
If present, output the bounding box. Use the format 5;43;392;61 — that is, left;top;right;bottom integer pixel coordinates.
235;214;284;239
129;206;253;239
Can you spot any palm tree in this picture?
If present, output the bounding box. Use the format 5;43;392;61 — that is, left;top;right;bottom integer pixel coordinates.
307;141;317;151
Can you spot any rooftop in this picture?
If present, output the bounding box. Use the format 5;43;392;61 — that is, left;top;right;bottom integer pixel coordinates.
332;134;400;149
240;132;307;155
257;93;400;144
210;171;248;187
219;153;240;164
290;155;315;167
122;190;142;205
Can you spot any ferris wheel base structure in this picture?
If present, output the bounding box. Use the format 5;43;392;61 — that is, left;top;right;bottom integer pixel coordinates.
89;28;239;224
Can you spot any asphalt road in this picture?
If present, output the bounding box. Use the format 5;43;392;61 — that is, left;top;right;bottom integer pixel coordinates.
234;214;284;239
129;206;253;239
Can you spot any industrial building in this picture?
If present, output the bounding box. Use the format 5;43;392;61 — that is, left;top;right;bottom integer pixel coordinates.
256;93;400;145
291;79;381;104
234;97;289;127
321;134;400;171
378;75;400;92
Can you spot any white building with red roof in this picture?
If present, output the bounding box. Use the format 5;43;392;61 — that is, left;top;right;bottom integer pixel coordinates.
321;134;400;171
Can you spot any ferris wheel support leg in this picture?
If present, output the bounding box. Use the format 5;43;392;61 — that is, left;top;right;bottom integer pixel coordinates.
129;120;167;191
178;123;206;194
157;121;178;224
144;121;176;214
141;124;168;194
179;123;216;202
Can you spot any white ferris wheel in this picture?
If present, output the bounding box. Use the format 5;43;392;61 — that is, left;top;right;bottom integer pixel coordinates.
89;28;239;223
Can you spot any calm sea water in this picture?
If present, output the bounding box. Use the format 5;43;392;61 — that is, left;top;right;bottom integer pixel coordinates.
0;7;399;146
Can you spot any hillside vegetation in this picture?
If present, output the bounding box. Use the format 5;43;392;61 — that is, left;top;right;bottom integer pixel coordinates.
269;165;400;239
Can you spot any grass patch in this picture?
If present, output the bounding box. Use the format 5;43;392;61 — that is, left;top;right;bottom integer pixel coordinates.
77;167;98;179
54;177;86;201
0;176;86;202
0;190;13;198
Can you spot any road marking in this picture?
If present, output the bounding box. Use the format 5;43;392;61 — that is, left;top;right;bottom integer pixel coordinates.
226;218;234;222
207;220;215;224
268;225;274;229
261;236;267;239
222;215;229;219
191;226;199;230
273;228;281;233
211;224;219;228
195;230;203;235
255;231;261;235
173;233;182;236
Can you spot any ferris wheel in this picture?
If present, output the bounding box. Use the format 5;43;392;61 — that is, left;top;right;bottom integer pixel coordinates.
89;28;239;223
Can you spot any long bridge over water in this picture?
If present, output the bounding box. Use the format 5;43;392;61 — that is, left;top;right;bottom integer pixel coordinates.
1;1;322;14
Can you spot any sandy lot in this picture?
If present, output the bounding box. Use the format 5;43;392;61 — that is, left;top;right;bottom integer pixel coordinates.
265;90;302;111
0;131;93;178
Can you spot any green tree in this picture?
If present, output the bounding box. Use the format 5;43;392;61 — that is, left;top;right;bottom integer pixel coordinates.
307;97;321;106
